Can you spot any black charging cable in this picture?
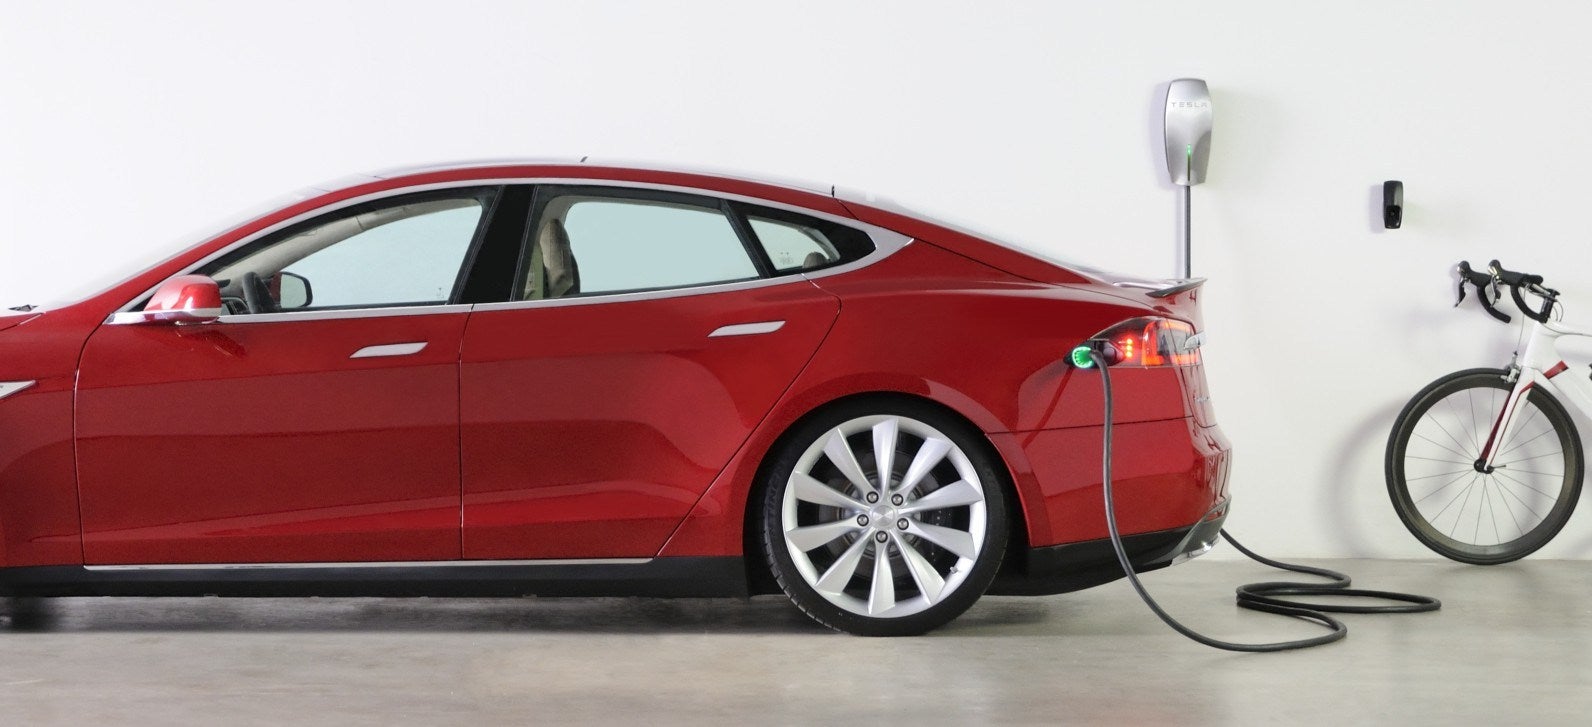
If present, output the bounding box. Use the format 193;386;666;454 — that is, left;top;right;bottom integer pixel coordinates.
1090;349;1440;652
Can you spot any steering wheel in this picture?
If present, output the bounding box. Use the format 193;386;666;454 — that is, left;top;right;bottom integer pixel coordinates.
239;272;279;315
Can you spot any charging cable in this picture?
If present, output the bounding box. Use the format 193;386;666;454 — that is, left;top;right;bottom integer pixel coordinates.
1089;348;1440;652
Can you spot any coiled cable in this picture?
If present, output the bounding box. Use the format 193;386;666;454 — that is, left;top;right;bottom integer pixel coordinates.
1092;349;1440;652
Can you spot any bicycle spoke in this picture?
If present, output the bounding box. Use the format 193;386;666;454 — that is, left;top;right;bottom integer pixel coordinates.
1493;477;1526;539
1405;454;1473;465
1414;469;1477;505
1498;406;1544;454
1476;481;1496;544
1496;450;1564;465
1498;426;1553;458
1423;417;1478;460
1467;390;1484;451
1495;469;1560;503
1445;392;1478;451
1406;468;1474;481
1496;475;1548;523
1412;431;1476;461
1442;477;1481;538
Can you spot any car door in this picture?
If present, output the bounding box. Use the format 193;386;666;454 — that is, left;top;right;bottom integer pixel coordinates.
74;187;503;565
459;185;852;559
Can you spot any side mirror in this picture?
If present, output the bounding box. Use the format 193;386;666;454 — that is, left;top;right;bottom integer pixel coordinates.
274;271;313;309
108;275;225;325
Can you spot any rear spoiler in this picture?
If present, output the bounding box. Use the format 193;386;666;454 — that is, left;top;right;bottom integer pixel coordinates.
1147;278;1206;298
1111;277;1207;299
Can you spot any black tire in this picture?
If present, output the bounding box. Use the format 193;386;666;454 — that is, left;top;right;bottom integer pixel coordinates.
760;399;1009;636
1386;368;1583;564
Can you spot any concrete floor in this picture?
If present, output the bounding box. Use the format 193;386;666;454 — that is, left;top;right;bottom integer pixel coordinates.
0;558;1587;725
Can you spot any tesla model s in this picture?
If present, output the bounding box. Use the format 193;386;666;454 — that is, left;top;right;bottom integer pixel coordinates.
0;160;1229;635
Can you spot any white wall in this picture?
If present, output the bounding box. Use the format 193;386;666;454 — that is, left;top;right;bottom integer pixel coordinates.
4;0;1591;558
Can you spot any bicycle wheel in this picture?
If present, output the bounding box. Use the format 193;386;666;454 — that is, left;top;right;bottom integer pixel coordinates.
1386;368;1583;564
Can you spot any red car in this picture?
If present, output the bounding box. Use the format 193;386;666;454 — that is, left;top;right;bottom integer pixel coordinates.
0;160;1229;635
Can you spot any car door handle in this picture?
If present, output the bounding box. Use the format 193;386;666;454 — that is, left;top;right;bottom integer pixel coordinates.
709;321;786;338
350;342;428;359
0;381;35;401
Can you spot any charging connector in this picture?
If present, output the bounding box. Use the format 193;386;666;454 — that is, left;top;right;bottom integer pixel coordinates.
1085;348;1440;652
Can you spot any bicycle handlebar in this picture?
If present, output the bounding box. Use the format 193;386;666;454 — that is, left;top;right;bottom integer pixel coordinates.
1455;259;1558;324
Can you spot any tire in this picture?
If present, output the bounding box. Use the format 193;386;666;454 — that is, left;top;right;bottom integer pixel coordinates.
1386;368;1583;564
760;399;1010;636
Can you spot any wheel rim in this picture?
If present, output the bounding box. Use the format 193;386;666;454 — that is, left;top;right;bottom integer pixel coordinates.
781;414;988;618
1401;384;1571;554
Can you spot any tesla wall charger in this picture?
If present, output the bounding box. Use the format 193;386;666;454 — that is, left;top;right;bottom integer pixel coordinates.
1163;79;1213;186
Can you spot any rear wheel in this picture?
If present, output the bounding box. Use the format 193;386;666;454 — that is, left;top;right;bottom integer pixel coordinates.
761;400;1009;636
1386;368;1583;564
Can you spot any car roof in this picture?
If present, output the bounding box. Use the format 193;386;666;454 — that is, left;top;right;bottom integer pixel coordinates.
349;157;856;200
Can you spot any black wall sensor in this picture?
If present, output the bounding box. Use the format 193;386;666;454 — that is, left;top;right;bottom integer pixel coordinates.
1383;180;1403;229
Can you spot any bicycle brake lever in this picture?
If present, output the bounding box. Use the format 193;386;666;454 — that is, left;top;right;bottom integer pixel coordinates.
1479;283;1511;323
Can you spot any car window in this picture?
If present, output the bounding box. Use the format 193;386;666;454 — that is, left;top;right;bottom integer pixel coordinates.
201;191;491;313
737;203;876;275
749;217;840;272
521;193;759;299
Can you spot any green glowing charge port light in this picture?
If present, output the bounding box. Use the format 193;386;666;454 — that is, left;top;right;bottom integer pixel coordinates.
1186;143;1193;160
1070;346;1096;368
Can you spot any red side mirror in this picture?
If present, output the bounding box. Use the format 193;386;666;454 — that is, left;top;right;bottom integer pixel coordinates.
109;275;225;325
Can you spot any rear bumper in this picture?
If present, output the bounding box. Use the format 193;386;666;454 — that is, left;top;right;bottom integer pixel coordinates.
991;417;1231;548
989;499;1228;596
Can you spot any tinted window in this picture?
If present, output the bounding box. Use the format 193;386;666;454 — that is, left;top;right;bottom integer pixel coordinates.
202;191;491;313
750;217;839;272
521;192;759;299
284;204;482;307
739;203;876;274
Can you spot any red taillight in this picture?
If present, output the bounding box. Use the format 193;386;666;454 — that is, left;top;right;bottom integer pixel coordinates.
1089;317;1201;367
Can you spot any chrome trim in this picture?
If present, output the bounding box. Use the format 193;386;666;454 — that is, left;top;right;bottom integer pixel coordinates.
117;177;913;316
106;308;226;326
215;304;471;325
350;342;428;359
709;321;786;338
84;557;651;572
472;277;806;313
0;381;36;401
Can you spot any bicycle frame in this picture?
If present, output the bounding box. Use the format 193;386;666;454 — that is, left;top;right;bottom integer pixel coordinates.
1481;315;1592;469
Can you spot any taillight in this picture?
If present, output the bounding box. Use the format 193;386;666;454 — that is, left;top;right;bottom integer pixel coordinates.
1073;317;1201;368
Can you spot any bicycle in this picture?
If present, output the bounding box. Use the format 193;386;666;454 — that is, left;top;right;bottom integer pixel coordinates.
1386;260;1587;564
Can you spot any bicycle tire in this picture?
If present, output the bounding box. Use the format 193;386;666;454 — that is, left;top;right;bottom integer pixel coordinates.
1386;368;1583;564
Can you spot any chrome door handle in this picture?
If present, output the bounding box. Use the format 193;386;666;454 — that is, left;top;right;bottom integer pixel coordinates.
350;342;428;359
0;381;35;401
709;321;786;338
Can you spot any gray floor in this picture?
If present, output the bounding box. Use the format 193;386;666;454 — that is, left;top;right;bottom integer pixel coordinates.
0;558;1586;725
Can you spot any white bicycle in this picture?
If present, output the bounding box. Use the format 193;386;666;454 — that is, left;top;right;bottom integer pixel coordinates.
1386;260;1589;564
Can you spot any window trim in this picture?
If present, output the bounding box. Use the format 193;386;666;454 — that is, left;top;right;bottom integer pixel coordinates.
111;178;912;323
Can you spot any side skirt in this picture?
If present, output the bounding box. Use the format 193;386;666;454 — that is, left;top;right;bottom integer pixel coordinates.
0;557;748;599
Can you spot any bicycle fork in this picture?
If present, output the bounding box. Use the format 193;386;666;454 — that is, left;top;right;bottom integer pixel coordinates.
1478;368;1536;472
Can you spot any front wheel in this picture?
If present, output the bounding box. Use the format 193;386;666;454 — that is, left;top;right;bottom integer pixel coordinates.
760;401;1009;636
1386;368;1583;564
